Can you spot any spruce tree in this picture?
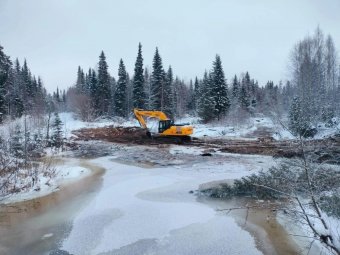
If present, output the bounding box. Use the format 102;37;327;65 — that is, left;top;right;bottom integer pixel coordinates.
231;75;239;103
187;80;195;112
126;73;133;114
96;51;112;116
22;60;34;109
10;124;24;158
163;66;174;117
197;71;215;122
132;43;145;109
11;59;24;118
52;112;63;148
0;78;6;123
193;77;200;112
150;48;165;110
211;55;229;120
89;68;98;103
0;45;11;123
76;66;85;93
244;72;251;95
144;68;151;109
239;77;250;110
115;59;127;117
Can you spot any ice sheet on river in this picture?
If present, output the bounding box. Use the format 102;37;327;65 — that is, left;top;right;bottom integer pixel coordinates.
62;156;269;255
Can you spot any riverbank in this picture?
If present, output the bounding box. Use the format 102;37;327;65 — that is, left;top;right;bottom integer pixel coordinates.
0;157;95;206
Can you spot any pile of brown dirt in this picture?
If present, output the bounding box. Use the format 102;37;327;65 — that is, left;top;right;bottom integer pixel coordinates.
72;126;150;144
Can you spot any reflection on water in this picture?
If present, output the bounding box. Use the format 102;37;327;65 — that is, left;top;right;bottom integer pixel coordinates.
0;160;104;255
197;196;303;255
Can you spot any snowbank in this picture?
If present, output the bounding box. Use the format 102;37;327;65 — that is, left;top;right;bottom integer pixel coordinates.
1;159;91;205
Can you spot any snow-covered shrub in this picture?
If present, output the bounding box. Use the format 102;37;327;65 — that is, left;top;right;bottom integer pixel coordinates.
201;162;340;213
320;195;340;218
321;105;336;127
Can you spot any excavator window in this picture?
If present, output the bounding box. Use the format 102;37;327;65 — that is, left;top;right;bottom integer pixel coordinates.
159;120;173;133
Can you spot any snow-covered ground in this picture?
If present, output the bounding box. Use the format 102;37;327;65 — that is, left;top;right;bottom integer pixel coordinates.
2;158;91;204
1;112;338;143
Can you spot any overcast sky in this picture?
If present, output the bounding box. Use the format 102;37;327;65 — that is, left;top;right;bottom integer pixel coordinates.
1;0;339;92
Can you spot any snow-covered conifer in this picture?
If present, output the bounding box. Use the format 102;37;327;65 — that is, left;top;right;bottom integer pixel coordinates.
163;66;174;117
115;59;127;117
10;124;24;158
96;51;112;116
52;112;63;148
211;55;229;120
150;48;165;110
197;71;215;122
132;43;145;109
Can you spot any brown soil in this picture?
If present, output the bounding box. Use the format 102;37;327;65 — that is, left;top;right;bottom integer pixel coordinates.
72;126;149;143
70;126;340;163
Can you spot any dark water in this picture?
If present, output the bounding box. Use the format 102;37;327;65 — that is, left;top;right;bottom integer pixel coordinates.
0;161;104;255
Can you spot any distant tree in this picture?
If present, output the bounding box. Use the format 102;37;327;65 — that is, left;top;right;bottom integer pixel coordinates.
126;73;133;115
115;59;128;117
67;87;95;121
193;77;200;112
10;124;24;158
21;60;35;110
96;51;112;116
163;66;174;117
244;72;251;95
289;27;340;123
0;45;11;123
324;35;338;112
231;75;239;105
89;68;98;104
0;79;6;123
197;71;215;122
76;66;86;93
239;77;250;110
321;104;336;127
263;81;279;113
289;97;316;137
187;79;195;113
144;68;151;109
52;112;63;148
150;48;165;110
132;43;145;109
210;55;229;120
33;76;46;116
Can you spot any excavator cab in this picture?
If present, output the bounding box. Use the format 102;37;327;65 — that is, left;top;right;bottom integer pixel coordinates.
159;120;174;133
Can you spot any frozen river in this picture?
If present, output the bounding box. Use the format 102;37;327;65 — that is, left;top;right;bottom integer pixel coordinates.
1;148;291;255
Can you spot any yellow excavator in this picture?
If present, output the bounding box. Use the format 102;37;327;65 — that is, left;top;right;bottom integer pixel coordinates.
133;108;193;141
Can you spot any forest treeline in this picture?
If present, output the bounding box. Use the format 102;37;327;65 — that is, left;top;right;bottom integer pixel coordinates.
1;26;339;137
66;27;340;137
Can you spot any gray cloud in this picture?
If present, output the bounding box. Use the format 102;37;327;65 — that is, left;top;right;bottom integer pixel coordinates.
1;0;339;92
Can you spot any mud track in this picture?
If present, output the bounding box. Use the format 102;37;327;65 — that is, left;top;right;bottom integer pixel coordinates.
71;126;340;163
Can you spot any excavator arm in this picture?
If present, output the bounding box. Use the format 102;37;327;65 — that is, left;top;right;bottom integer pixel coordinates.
133;108;169;129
